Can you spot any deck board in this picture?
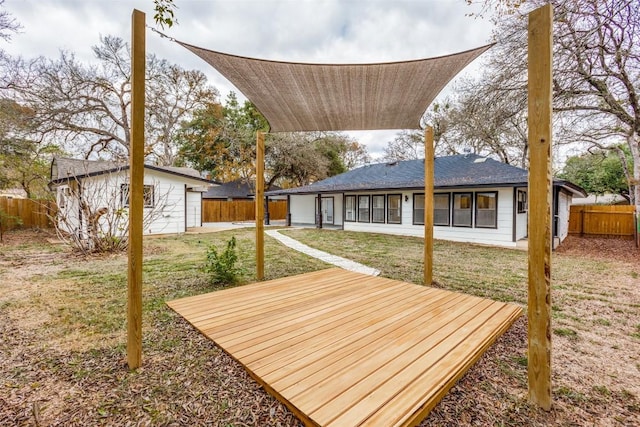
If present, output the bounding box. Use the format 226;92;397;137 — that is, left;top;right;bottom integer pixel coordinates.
168;268;522;426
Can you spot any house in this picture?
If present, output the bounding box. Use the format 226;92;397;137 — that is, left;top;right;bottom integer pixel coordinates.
49;157;213;237
267;154;587;248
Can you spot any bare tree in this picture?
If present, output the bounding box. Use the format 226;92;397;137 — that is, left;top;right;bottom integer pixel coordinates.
382;130;426;161
341;140;371;170
1;36;218;164
493;0;639;205
551;0;640;207
443;78;530;167
447;0;640;210
0;0;20;42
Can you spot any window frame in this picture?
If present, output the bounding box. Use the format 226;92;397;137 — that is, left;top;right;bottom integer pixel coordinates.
475;191;498;229
412;193;425;225
357;195;370;223
386;194;402;224
517;189;528;214
371;194;385;223
344;195;357;222
121;184;155;208
433;193;451;226
452;192;473;228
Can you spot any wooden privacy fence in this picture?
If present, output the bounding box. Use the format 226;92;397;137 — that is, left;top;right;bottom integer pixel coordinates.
202;199;287;223
568;205;636;239
0;197;57;231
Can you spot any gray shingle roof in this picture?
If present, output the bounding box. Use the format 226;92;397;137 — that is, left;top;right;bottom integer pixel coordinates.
267;154;586;196
51;157;122;181
50;157;211;185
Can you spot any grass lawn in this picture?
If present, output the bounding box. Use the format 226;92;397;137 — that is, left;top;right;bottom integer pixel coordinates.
1;227;639;426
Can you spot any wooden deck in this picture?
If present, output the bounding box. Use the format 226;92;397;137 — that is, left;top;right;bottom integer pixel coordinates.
167;268;522;426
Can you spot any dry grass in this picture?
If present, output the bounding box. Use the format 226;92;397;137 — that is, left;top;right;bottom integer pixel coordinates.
1;228;639;426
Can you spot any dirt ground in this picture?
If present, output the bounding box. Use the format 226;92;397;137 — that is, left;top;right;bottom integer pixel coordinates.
556;234;639;263
1;230;639;426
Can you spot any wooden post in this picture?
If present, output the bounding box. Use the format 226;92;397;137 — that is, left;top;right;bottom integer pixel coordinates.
317;194;323;229
127;9;145;370
527;3;553;411
424;126;434;286
255;131;265;281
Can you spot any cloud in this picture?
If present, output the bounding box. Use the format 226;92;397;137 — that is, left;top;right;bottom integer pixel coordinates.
1;0;494;157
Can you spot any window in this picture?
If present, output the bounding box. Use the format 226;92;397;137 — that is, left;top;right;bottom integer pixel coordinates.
413;194;425;225
517;190;527;213
345;195;356;222
475;192;497;228
121;184;154;208
387;194;402;224
453;193;472;227
358;195;370;222
372;195;385;223
434;193;450;226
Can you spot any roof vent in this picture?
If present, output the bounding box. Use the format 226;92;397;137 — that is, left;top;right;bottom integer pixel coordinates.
473;157;487;163
386;161;399;166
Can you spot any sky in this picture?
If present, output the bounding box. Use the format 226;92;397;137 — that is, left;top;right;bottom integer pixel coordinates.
1;0;495;159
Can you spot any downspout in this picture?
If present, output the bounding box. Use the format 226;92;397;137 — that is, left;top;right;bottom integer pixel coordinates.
184;184;187;232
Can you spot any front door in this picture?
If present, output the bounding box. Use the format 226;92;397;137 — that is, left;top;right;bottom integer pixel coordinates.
322;197;334;224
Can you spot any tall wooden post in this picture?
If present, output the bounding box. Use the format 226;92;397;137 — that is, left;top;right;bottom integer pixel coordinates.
256;131;265;280
127;9;145;370
528;3;553;410
423;126;434;286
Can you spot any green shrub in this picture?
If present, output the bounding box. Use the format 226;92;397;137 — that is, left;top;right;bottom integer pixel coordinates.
204;236;242;285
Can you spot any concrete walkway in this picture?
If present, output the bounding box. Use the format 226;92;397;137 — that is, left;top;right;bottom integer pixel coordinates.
265;229;380;276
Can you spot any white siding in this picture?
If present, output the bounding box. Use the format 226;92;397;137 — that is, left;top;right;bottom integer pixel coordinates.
54;168;209;237
55;184;80;234
142;171;186;234
290;194;317;225
330;195;343;225
186;191;202;228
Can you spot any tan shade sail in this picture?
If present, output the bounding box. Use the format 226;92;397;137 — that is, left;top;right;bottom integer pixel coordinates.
179;41;492;132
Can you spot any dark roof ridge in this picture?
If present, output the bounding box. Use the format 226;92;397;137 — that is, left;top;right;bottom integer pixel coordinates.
49;156;212;185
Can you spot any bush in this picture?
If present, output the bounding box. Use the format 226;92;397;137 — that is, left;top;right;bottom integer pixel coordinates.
204;236;242;285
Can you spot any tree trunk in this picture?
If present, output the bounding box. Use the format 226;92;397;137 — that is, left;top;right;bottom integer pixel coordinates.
628;132;640;212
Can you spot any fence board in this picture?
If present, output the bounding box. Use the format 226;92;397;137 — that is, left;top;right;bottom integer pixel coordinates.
202;199;287;223
0;197;57;231
568;205;635;238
